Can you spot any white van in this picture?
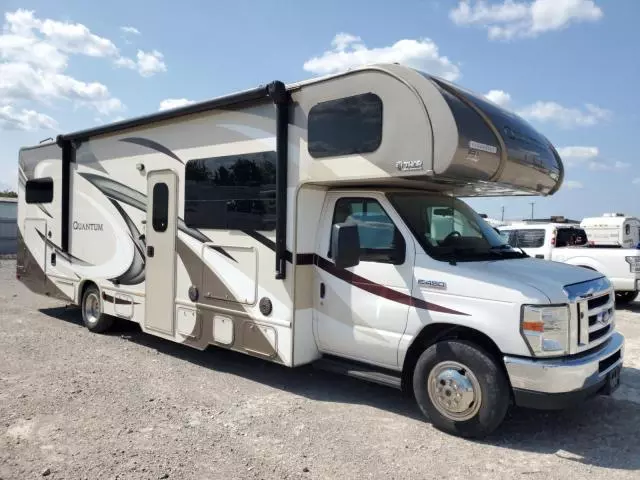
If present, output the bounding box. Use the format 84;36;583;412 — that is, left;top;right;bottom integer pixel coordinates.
16;64;624;438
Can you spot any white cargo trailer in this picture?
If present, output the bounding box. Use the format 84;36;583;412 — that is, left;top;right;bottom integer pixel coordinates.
16;64;624;438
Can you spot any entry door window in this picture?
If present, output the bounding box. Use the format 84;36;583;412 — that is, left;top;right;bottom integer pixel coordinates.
152;183;169;232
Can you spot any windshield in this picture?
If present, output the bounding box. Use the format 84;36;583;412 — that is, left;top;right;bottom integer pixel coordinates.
388;193;526;262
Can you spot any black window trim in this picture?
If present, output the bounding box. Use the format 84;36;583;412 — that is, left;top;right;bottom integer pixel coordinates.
25;177;54;204
308;92;383;159
328;196;406;265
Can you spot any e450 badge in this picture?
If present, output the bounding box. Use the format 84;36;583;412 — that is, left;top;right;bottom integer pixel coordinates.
418;279;447;290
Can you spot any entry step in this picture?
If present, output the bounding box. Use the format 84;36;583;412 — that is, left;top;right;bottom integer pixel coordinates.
313;355;402;389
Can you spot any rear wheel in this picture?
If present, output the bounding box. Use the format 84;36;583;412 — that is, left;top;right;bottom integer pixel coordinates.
413;340;510;438
81;285;114;333
615;290;638;306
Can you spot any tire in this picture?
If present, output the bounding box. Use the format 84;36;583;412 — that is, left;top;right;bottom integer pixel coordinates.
615;290;638;306
81;285;114;333
413;340;510;439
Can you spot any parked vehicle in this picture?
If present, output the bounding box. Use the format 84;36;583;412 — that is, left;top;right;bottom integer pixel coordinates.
16;63;624;439
581;213;640;248
499;222;640;304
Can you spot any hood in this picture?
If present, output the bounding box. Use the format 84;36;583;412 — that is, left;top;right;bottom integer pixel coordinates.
459;257;605;303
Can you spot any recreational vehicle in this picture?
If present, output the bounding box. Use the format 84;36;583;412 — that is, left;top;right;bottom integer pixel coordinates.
16;64;624;438
581;213;640;248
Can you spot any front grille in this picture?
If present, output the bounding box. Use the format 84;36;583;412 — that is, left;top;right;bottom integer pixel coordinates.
588;293;611;310
567;278;615;353
589;324;611;343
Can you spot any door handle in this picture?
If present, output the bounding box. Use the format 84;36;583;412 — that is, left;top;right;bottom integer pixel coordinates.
320;282;325;299
147;246;155;257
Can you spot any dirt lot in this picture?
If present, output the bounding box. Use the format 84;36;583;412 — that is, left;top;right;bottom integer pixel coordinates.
1;259;640;480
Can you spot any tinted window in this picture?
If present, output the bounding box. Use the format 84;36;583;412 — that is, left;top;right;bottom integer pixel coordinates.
330;198;405;264
152;183;169;232
512;229;545;248
308;93;383;158
185;151;276;231
25;177;53;204
626;224;631;235
556;227;588;247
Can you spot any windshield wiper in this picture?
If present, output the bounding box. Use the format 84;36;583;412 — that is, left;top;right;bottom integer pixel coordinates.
489;244;528;257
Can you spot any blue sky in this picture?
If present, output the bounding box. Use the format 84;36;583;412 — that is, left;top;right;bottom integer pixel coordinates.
1;0;639;221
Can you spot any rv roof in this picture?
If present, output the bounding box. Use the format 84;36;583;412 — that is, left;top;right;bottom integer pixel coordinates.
52;64;396;144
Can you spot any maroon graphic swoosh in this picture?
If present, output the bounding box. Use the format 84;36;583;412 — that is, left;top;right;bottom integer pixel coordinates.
314;256;468;316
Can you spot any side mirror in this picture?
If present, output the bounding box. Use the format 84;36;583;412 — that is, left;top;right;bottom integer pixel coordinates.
331;223;360;269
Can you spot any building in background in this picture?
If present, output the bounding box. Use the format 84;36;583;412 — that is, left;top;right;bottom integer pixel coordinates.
0;197;17;255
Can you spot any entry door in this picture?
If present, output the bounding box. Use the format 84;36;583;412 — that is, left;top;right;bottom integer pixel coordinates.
145;170;178;336
313;194;415;368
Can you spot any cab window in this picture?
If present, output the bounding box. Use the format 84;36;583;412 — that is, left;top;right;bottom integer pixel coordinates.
329;198;405;264
510;229;545;248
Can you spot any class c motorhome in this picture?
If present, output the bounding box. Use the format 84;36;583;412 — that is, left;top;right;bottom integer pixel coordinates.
17;64;624;438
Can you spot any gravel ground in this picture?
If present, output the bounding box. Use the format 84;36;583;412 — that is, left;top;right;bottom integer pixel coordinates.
1;258;640;480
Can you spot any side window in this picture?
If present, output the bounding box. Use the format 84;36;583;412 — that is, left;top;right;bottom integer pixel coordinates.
152;183;169;232
330;198;405;265
626;224;631;235
25;177;53;204
515;229;545;248
308;93;383;158
184;151;276;231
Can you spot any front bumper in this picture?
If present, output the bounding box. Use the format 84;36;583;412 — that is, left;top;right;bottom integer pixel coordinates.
504;332;624;410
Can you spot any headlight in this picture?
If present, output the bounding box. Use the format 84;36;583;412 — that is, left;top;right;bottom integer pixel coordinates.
521;305;570;357
625;256;640;273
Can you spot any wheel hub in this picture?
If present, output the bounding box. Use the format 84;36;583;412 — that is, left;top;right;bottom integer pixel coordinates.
427;361;482;421
84;293;100;325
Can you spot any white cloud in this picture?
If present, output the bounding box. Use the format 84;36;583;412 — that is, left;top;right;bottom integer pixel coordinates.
0;9;167;130
517;101;611;128
159;98;196;111
0;9;143;127
557;146;599;165
450;0;603;40
614;161;630;170
120;26;141;36
565;180;583;189
0;105;57;131
116;50;167;77
303;33;461;81
485;89;511;107
557;147;629;172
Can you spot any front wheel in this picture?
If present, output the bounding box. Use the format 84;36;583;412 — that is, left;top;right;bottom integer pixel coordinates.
615;290;638;306
413;340;510;438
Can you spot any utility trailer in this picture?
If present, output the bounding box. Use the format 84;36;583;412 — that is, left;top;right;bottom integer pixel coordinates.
17;64;624;438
